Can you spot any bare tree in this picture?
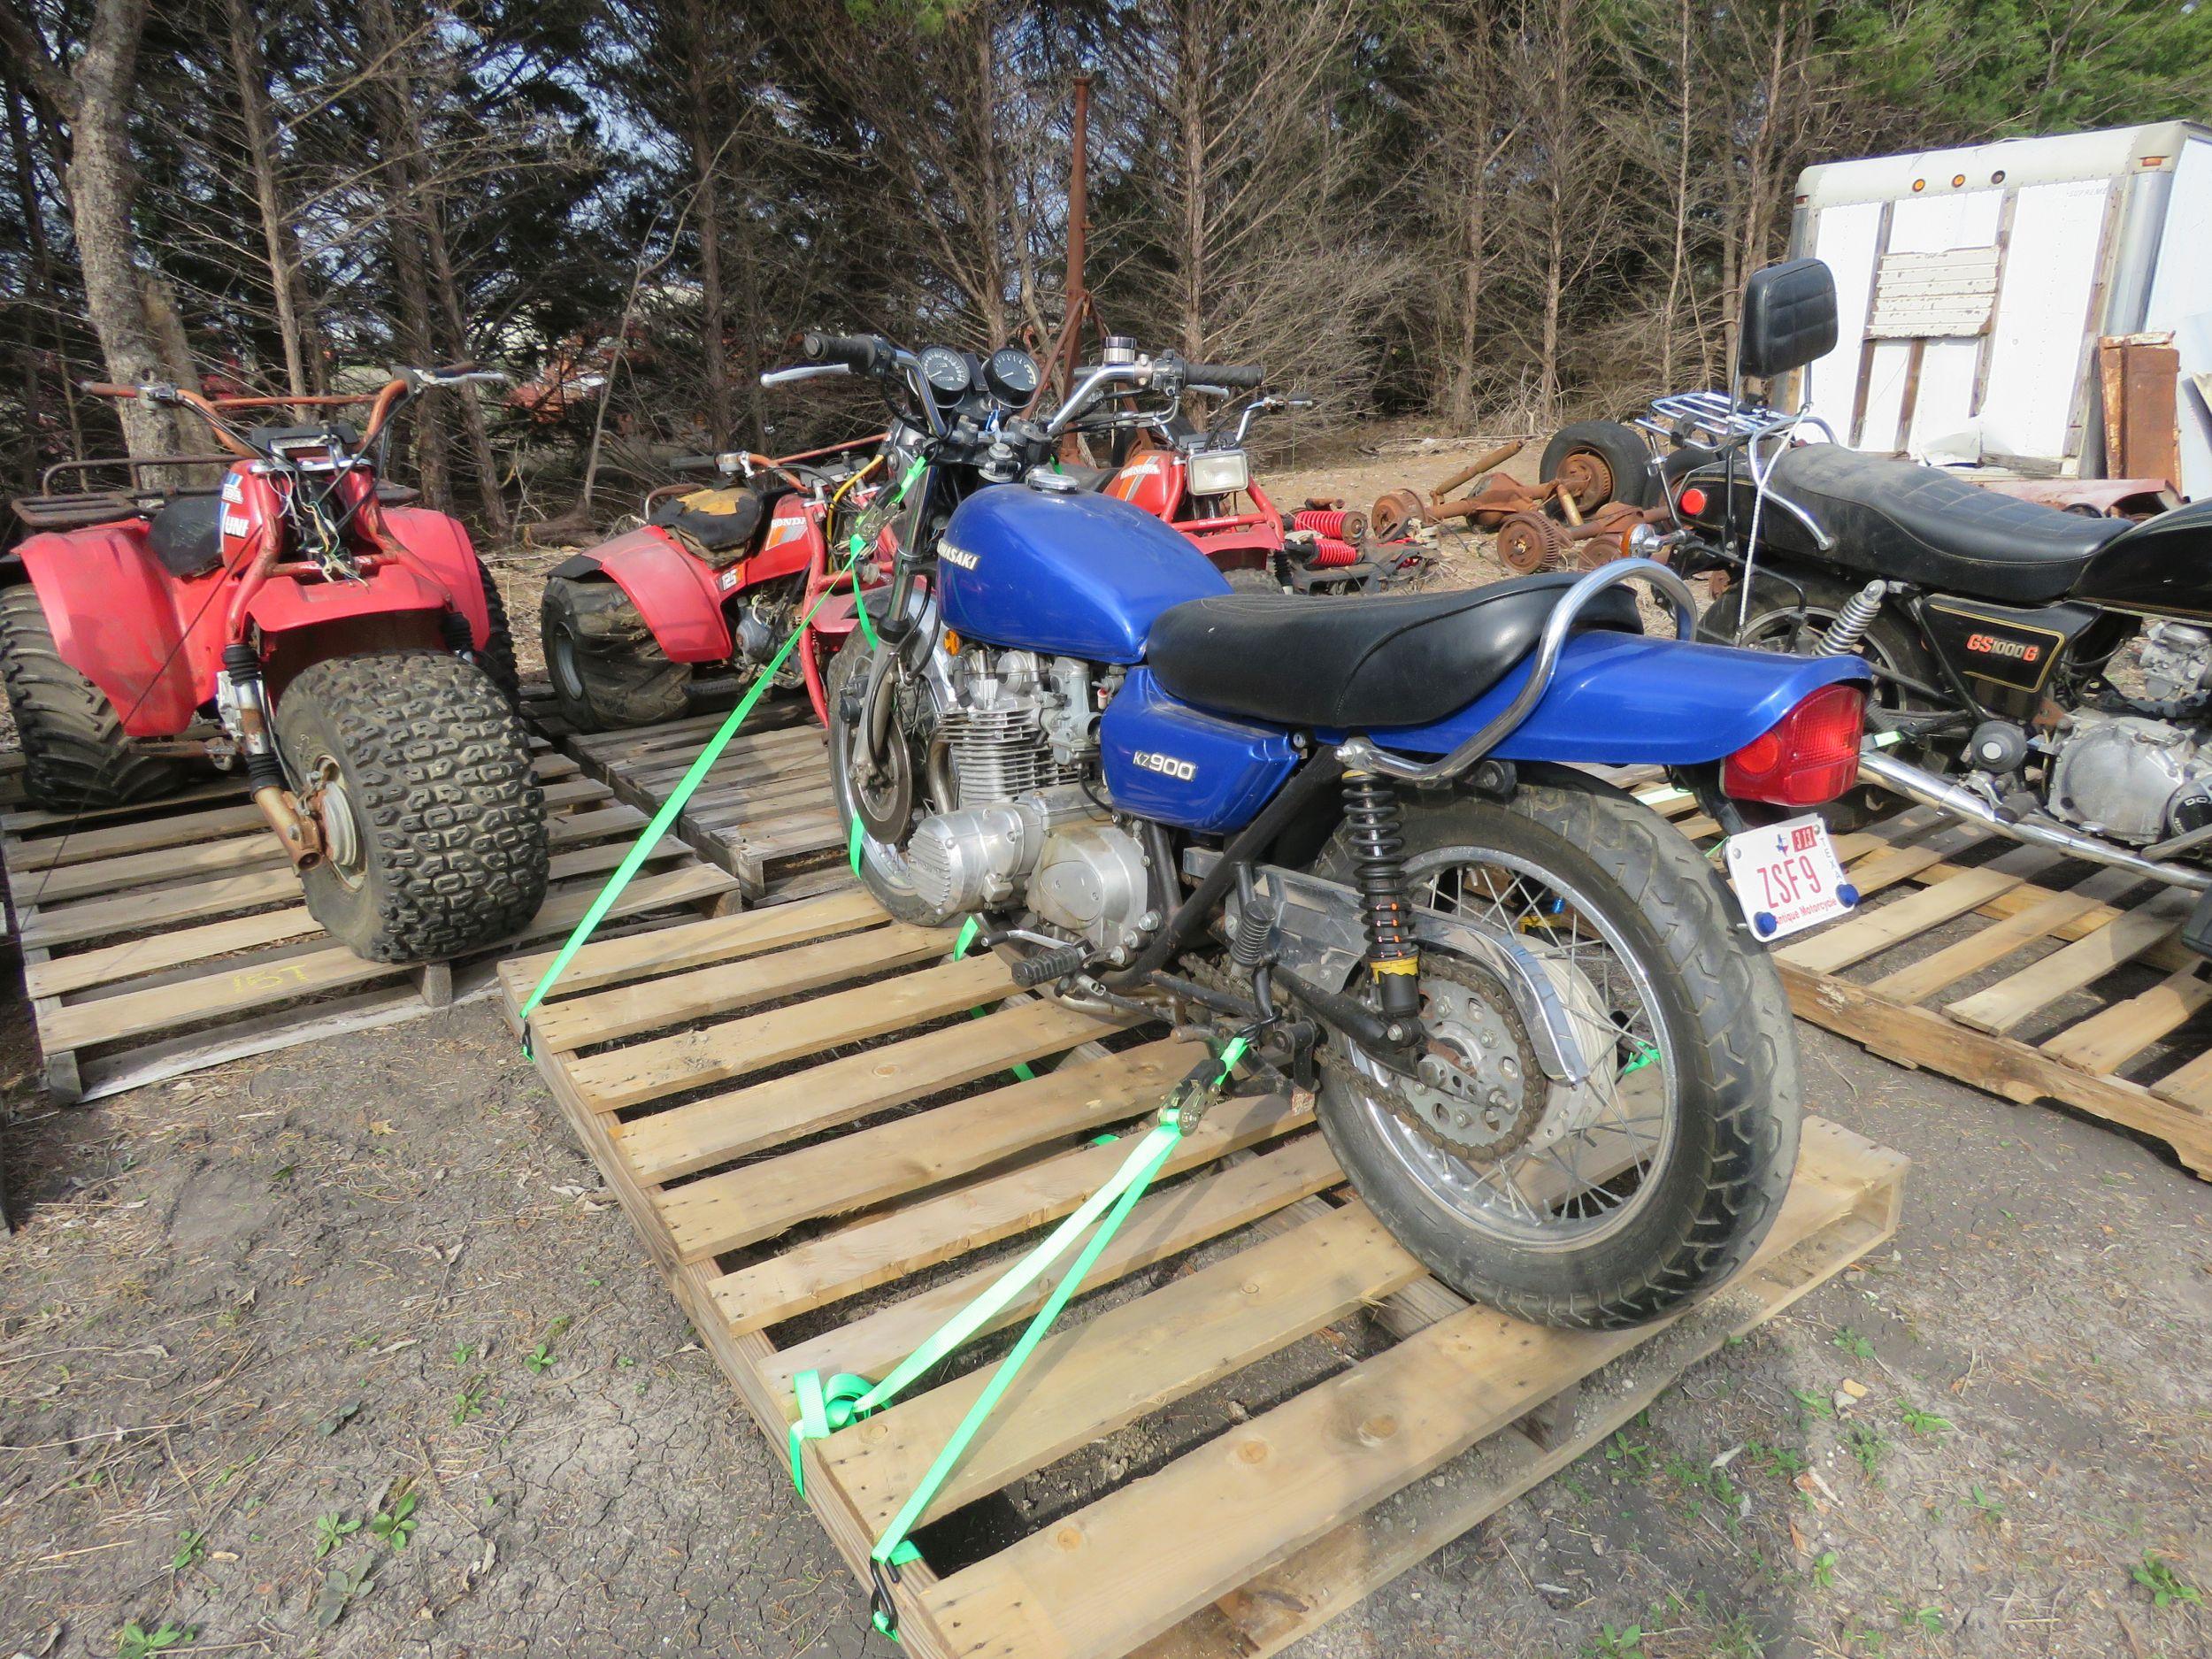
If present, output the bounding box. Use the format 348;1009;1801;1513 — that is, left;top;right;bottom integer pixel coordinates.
2;0;197;456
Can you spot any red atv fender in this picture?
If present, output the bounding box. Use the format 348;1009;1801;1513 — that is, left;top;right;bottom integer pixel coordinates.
550;527;733;662
14;504;494;739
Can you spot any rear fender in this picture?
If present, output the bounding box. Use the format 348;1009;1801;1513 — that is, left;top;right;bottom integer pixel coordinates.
378;505;489;647
556;526;732;662
15;524;223;736
1354;632;1870;764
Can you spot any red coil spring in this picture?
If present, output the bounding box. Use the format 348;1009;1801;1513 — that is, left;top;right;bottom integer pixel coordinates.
1293;508;1355;539
1307;535;1361;567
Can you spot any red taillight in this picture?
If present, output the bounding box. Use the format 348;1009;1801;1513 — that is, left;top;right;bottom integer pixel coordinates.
1723;683;1866;806
1677;485;1708;517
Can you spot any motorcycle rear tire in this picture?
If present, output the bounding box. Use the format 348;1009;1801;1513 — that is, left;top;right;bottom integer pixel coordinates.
541;575;688;732
0;584;190;809
1310;769;1801;1329
275;650;548;963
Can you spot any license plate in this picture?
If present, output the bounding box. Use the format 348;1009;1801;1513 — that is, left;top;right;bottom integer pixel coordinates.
1721;814;1858;942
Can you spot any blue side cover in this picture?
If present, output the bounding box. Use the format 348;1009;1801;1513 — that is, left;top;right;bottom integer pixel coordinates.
1345;633;1870;764
1101;669;1299;833
938;485;1230;664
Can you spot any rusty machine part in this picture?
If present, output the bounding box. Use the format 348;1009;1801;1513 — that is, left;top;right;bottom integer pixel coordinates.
1550;447;1617;514
1494;511;1568;573
1368;488;1431;541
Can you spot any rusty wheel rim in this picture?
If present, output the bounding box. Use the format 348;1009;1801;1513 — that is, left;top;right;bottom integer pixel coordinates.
1370;488;1426;542
1494;511;1565;574
1554;449;1616;511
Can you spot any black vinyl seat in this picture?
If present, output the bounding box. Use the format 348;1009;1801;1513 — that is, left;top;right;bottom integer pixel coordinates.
144;494;226;578
1768;445;2125;604
1146;571;1642;730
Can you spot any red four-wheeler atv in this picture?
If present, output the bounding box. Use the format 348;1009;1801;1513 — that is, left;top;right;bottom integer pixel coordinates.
539;436;887;733
2;369;547;962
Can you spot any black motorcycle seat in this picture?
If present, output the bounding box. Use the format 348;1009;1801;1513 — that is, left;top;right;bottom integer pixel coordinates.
1146;571;1643;730
1769;444;2125;604
144;494;225;578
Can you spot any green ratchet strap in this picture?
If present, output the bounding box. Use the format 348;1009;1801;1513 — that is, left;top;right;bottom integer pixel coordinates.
844;454;929;651
787;1034;1250;1640
949;915;1033;1081
515;584;843;1056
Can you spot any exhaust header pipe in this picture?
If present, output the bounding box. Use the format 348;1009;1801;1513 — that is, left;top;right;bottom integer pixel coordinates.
1855;747;2211;892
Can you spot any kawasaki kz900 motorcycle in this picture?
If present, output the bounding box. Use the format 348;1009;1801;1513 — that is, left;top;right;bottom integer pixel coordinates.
769;329;1870;1329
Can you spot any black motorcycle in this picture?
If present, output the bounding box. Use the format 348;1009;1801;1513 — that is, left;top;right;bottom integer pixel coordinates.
1569;257;2212;953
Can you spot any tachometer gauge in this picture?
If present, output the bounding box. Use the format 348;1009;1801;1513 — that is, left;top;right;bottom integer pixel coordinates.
984;346;1041;405
919;345;972;397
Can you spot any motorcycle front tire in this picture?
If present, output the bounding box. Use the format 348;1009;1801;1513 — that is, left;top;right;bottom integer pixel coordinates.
1311;769;1801;1329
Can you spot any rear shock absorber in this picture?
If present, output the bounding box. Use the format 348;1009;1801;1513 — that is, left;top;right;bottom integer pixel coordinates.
1816;580;1890;657
220;643;319;869
1342;770;1422;1037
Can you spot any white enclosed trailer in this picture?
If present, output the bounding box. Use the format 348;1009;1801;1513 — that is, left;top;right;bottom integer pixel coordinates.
1787;120;2212;502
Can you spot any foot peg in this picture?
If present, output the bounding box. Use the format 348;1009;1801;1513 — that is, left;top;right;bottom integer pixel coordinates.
1013;943;1089;987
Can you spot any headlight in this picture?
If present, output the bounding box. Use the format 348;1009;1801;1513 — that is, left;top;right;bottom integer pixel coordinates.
1187;449;1250;497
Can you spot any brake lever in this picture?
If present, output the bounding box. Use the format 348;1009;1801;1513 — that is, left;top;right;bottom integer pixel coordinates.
760;364;852;388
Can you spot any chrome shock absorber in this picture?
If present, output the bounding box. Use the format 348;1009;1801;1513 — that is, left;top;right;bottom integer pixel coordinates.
1342;770;1422;1039
1817;580;1890;657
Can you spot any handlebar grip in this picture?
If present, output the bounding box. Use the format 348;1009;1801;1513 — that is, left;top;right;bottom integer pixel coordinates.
800;332;885;373
1184;363;1265;390
80;380;141;397
668;454;720;473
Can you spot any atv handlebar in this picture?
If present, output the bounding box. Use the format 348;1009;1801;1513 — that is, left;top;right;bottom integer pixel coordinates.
79;365;508;457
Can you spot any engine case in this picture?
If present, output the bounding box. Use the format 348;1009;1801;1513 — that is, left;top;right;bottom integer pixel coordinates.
2047;710;2212;845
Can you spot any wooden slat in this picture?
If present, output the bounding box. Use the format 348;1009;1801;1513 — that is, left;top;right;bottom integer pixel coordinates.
532;922;949;1051
911;1141;1885;1659
652;1039;1196;1255
706;1096;1314;1330
562;954;1020;1111
1945;889;2191;1034
822;1202;1424;1532
1865;866;2137;1006
760;1137;1346;1400
2040;966;2212;1073
623;1000;1130;1187
1778;864;2026;974
498;887;886;1007
2150;1045;2212;1112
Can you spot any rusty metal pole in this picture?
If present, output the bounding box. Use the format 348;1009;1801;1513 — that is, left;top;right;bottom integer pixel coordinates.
1066;74;1089;324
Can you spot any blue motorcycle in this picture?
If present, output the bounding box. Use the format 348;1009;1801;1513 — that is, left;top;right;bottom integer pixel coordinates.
767;328;1870;1330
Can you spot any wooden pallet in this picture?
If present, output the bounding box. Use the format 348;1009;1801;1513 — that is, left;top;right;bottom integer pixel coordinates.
500;893;1906;1659
1652;801;2212;1178
1;747;741;1102
561;702;846;901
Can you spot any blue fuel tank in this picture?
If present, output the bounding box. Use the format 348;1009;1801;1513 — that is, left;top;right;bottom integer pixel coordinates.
936;482;1230;664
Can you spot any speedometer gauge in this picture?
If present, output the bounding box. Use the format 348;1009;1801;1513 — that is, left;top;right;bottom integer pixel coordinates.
984;346;1041;404
919;346;972;397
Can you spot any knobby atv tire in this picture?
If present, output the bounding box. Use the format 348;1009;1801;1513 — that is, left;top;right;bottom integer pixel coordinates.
0;583;189;808
541;574;687;732
275;651;548;963
474;558;521;706
1311;768;1801;1329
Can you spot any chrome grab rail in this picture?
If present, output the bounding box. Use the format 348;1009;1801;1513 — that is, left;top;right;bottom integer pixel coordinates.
1334;557;1701;785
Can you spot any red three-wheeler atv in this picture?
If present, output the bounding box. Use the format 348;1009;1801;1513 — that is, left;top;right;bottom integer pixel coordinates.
1;369;547;962
538;435;887;733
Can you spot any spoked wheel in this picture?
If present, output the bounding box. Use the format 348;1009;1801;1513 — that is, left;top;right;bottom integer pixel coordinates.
1311;772;1800;1329
823;628;950;926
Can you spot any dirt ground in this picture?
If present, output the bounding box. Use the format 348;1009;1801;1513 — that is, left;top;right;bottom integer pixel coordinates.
4;428;2210;1659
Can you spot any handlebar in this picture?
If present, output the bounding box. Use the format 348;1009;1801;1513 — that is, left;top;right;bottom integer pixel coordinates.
800;332;892;374
1182;362;1265;391
78;365;508;457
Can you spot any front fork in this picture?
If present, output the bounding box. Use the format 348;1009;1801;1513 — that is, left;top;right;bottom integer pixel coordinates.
1342;768;1425;1047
